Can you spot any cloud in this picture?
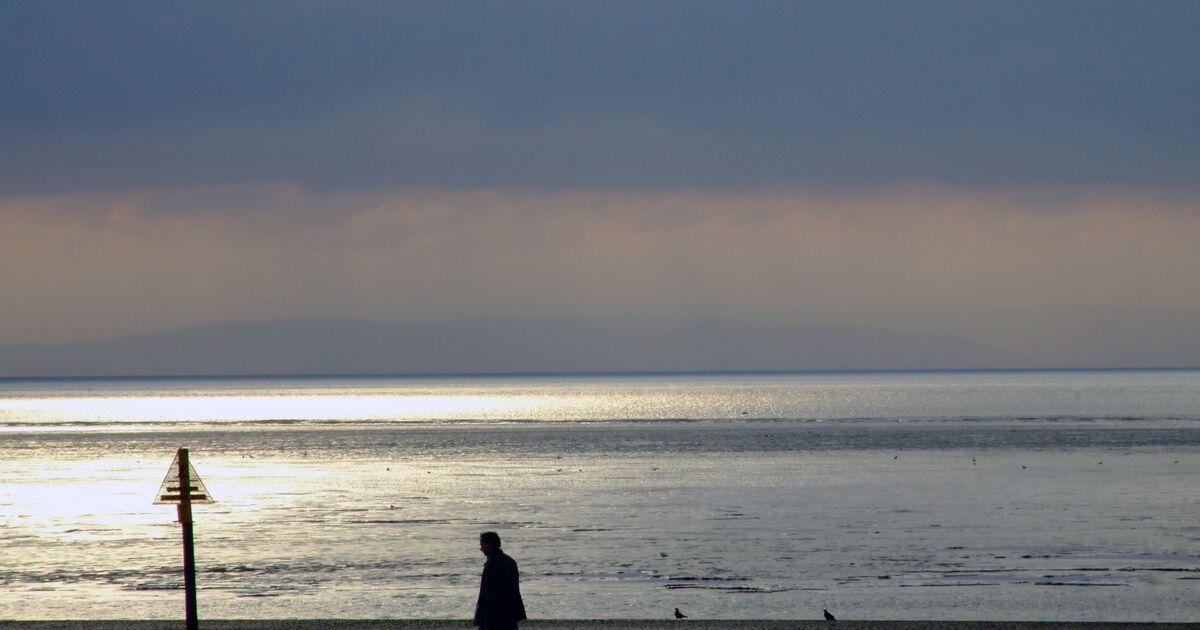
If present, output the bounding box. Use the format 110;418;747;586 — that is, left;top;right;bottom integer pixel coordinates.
2;185;1197;369
3;2;1197;368
2;1;1198;194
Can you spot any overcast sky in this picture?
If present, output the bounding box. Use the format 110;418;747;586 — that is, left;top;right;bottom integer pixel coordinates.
2;1;1198;369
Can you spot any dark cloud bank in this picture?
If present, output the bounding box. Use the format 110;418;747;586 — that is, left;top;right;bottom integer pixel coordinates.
3;316;1198;378
0;318;996;377
3;1;1198;195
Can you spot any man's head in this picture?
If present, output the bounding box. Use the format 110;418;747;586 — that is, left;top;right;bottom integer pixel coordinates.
480;531;501;556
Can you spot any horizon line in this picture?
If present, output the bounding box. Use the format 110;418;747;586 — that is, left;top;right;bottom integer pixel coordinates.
2;366;1198;383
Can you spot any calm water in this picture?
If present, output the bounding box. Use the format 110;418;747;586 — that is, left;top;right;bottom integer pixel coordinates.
1;370;1198;621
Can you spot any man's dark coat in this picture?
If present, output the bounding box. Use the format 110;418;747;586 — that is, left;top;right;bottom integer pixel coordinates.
474;549;527;629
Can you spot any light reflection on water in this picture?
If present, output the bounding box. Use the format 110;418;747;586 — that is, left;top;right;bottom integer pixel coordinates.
1;371;1198;621
3;370;1200;426
0;391;554;424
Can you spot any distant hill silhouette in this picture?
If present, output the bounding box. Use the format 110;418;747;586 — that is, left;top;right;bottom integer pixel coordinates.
0;317;1018;378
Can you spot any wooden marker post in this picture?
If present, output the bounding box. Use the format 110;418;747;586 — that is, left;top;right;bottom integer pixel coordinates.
155;447;215;630
178;449;198;630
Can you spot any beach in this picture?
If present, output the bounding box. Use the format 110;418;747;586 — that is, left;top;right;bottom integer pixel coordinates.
3;621;1200;630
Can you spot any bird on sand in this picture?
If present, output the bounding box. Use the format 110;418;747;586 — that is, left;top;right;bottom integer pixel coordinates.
824;609;836;621
674;608;687;619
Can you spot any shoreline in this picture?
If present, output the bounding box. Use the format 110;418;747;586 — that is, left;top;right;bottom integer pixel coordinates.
3;621;1199;629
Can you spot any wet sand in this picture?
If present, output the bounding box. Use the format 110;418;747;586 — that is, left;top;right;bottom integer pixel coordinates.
2;621;1199;629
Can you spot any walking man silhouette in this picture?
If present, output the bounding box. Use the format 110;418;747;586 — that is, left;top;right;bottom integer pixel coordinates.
474;532;527;630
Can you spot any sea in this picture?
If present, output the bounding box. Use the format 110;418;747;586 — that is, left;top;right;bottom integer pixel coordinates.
1;370;1197;622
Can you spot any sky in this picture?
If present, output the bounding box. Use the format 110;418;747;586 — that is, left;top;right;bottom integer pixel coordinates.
2;1;1199;370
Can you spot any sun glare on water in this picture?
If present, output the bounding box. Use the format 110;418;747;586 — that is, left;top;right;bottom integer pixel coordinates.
1;388;564;427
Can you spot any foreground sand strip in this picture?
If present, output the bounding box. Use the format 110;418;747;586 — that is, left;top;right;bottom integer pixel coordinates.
2;621;1200;630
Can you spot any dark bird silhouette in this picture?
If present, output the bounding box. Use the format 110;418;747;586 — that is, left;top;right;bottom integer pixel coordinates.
824;609;836;621
674;607;687;619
